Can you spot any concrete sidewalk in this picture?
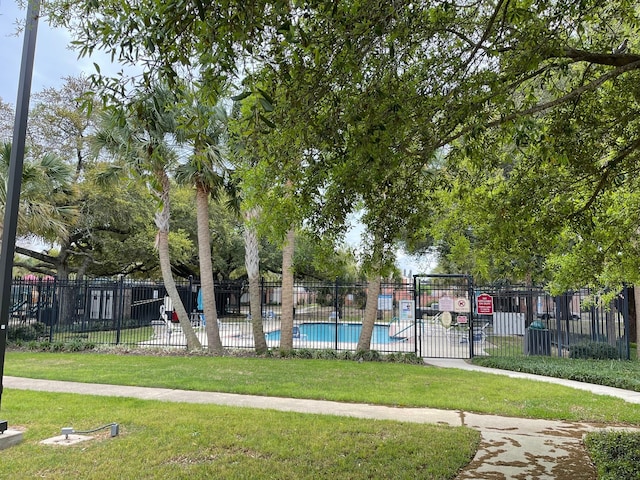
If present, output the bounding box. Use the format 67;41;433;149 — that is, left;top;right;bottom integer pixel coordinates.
5;360;640;479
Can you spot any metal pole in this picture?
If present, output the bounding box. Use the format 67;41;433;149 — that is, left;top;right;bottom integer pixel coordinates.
0;0;41;429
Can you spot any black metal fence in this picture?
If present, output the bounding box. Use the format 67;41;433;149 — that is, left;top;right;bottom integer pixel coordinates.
472;285;630;359
5;276;631;359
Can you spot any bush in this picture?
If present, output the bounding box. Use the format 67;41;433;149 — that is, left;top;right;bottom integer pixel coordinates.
294;348;314;359
354;349;381;362
338;351;354;361
65;339;86;352
7;325;37;342
585;430;640;480
313;349;339;360
7;322;47;342
15;338;97;353
569;341;620;360
384;352;423;365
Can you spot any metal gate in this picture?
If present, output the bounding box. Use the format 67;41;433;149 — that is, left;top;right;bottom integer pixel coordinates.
414;274;478;358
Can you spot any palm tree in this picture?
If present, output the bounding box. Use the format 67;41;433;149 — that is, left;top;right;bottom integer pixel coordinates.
0;143;77;242
175;101;231;355
228;100;269;353
279;226;296;351
242;206;268;353
92;86;202;350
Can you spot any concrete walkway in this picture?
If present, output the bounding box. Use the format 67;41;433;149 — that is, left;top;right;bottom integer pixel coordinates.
5;359;640;479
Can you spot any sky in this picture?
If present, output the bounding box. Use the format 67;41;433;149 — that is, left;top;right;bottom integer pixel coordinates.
0;1;434;276
1;1;89;104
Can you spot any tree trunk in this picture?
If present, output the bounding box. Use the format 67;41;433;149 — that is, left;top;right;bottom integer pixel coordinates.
279;227;296;351
243;207;267;353
155;171;201;350
358;274;381;352
196;186;223;355
358;236;384;352
157;229;201;350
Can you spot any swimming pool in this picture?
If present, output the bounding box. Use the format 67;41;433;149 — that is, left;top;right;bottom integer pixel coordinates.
265;322;401;344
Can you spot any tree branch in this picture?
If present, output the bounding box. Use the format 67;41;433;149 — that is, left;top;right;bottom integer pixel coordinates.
438;59;640;148
560;47;640;67
572;136;640;216
465;0;509;64
15;245;56;264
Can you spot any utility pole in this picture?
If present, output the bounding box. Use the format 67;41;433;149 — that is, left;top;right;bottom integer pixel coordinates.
0;0;41;433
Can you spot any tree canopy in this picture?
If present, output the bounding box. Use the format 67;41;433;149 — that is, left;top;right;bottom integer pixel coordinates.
38;0;640;287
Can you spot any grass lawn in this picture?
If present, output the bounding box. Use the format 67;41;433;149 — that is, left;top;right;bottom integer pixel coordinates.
5;351;640;424
2;389;478;479
51;326;155;345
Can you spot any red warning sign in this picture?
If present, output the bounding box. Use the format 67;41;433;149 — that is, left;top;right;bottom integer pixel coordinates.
477;294;494;315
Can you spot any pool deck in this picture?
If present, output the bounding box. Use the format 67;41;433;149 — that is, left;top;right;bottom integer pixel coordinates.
139;318;485;358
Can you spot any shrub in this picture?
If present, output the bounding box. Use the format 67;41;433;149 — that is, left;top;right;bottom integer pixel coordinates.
585;430;640;480
294;348;314;359
569;341;620;360
64;339;85;352
338;351;354;361
51;341;65;352
276;348;295;358
313;349;339;360
7;325;39;342
384;352;403;363
354;349;381;362
383;352;423;364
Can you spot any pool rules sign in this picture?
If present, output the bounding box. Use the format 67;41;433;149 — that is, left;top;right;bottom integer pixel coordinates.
476;293;494;315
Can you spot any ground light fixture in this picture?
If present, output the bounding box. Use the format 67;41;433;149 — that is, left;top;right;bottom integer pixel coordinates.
61;423;120;439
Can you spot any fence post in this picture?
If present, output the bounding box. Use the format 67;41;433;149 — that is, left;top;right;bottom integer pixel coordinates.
467;275;475;358
413;275;419;357
334;278;339;351
554;296;562;357
621;286;631;360
49;277;58;344
115;276;124;345
187;275;194;316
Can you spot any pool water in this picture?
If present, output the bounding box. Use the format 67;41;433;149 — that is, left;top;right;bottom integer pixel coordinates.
265;322;397;344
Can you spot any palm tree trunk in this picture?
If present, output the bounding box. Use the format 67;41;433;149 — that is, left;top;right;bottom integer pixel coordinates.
155;171;201;350
156;229;201;350
280;227;295;351
196;186;223;354
243;207;267;353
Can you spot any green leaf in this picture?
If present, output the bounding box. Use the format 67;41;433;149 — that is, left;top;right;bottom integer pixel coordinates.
259;113;276;129
259;97;274;112
231;91;252;102
257;88;274;105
